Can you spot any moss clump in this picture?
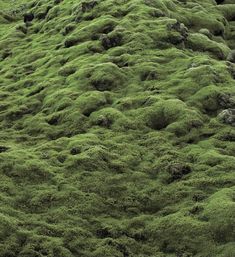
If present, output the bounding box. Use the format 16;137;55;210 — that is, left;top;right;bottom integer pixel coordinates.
76;91;108;116
186;33;230;60
145;99;203;136
58;65;76;76
88;62;126;91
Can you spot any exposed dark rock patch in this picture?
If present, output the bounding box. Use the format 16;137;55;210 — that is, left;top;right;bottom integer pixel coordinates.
218;109;235;125
140;70;158;81
167;163;192;183
227;50;235;63
215;0;225;4
47;116;59;125
81;0;98;13
0;146;10;153
23;13;34;23
100;32;123;50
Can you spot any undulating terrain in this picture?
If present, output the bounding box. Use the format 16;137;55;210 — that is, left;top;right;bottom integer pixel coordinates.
0;0;235;256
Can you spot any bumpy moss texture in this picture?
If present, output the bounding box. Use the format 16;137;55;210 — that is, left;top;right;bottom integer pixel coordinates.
0;0;235;256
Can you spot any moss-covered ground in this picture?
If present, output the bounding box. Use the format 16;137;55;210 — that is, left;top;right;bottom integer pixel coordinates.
0;0;235;256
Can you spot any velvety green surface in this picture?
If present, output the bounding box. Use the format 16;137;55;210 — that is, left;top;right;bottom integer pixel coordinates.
0;0;235;256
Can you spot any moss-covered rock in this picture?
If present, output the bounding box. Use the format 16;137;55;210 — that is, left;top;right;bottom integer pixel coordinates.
0;0;235;256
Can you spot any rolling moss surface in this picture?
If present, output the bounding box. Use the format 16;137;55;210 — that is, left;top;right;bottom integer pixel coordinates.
0;0;235;256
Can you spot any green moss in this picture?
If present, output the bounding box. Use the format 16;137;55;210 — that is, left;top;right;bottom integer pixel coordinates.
186;33;230;59
144;99;203;136
0;0;235;256
201;188;235;242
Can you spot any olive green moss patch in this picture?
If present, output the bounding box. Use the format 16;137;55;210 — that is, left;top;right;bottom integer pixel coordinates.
0;0;235;256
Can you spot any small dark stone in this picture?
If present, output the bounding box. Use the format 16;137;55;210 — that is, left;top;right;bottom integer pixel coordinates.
140;70;158;81
64;37;80;48
81;0;98;12
70;147;81;155
217;93;235;108
62;24;76;36
23;13;34;23
168;163;192;182
57;155;66;163
214;28;224;37
96;227;111;238
218;109;235;126
189;205;203;215
215;0;225;4
95;115;112;128
100;32;122;50
0;146;9;153
1;50;12;60
227;50;235;63
168;21;188;39
192;193;206;202
47;116;59;125
92;78;114;91
218;131;235;141
54;0;63;4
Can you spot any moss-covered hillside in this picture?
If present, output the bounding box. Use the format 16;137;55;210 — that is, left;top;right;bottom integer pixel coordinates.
0;0;235;256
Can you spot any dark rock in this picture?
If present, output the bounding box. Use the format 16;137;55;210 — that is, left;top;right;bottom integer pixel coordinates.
70;147;81;155
215;0;225;4
227;62;235;79
47;116;59;125
1;50;12;60
23;13;34;23
0;146;9;153
192;193;206;202
81;0;98;13
92;78;114;91
54;0;63;4
100;32;122;50
213;28;224;37
167;163;192;182
166;22;188;46
64;37;80;48
168;21;188;38
218;109;235;126
62;24;76;36
140;70;158;81
218;131;235;141
57;155;66;163
227;50;235;63
217;93;235;108
96;227;111;238
99;23;115;34
95;115;112;128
